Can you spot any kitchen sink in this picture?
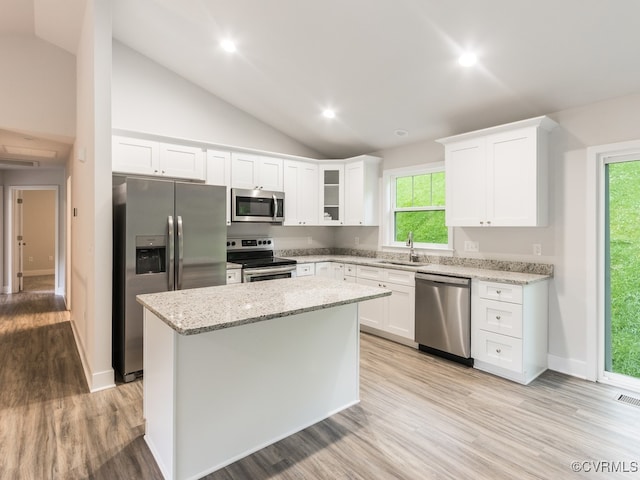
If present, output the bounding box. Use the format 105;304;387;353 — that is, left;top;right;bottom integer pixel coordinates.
377;260;422;267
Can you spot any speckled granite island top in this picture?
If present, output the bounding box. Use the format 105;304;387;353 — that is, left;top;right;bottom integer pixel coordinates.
137;276;391;335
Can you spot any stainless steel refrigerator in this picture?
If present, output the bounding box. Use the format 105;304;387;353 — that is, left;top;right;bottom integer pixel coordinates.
112;175;227;382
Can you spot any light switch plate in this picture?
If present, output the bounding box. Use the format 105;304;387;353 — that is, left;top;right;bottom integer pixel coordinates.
464;240;479;252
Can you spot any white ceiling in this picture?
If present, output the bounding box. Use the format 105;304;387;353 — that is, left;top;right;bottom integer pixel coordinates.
0;0;84;168
3;0;640;162
112;0;640;157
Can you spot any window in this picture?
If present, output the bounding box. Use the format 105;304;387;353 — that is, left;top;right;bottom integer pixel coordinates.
383;164;451;249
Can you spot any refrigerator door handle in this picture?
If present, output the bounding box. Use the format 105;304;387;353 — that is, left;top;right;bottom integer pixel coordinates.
177;215;184;290
168;215;175;290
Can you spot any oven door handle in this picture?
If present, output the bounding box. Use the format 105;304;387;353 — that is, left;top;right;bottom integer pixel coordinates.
244;266;296;277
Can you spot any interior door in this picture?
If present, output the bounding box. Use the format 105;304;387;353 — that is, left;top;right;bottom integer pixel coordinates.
12;189;24;293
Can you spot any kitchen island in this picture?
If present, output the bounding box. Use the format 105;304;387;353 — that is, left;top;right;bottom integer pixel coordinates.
137;276;391;480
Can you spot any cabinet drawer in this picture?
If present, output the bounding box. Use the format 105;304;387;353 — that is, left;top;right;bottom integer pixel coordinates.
474;330;523;373
476;298;523;338
383;268;415;286
296;263;315;277
344;264;357;277
356;265;383;281
226;269;242;284
477;281;522;304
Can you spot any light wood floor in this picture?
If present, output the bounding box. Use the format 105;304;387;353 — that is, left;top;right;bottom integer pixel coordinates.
1;292;639;479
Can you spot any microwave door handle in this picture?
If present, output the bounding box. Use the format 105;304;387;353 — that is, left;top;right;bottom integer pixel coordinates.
177;215;184;290
272;194;278;221
168;216;175;290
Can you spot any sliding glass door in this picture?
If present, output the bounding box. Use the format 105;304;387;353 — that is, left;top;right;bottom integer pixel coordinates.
604;158;640;385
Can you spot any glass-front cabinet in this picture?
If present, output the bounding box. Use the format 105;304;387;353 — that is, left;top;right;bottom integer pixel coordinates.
319;164;344;225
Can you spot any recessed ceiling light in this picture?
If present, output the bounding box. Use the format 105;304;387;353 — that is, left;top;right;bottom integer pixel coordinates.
395;129;409;137
322;109;336;119
458;52;477;67
220;39;236;53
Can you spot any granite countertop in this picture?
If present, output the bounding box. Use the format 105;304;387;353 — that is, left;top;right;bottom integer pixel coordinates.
137;276;391;335
287;255;549;285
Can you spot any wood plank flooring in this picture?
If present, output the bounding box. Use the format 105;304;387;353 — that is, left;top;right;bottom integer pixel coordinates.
1;291;639;479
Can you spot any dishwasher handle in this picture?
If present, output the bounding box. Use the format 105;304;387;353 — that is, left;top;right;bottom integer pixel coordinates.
415;272;470;287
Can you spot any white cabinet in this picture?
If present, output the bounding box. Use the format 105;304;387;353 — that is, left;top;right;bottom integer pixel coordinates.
231;152;283;191
437;116;557;227
471;279;548;385
356;266;415;343
226;269;242;284
296;263;315;277
283;160;319;225
112;136;205;181
315;262;344;280
344;156;380;226
205;149;232;225
318;164;345;225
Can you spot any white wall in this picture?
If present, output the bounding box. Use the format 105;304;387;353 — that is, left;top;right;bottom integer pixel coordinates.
71;0;114;392
112;41;321;159
0;35;75;139
354;92;640;380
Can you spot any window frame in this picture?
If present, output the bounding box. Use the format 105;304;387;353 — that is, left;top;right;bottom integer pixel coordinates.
381;163;453;252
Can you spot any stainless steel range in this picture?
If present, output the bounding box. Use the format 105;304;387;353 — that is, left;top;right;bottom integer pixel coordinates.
227;237;297;282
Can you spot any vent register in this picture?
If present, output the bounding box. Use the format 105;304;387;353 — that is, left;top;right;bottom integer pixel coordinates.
617;394;640;407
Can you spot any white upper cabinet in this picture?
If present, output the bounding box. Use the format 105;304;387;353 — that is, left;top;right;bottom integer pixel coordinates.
344;156;380;226
231;152;283;191
438;116;557;227
159;143;206;181
112;136;205;181
318;164;345;225
205;149;232;225
283;159;318;226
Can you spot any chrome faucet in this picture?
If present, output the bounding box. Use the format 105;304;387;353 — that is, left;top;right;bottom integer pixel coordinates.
406;231;419;262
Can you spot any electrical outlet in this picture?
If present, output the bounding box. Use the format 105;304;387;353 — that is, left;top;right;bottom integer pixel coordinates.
464;241;479;252
307;236;312;245
533;243;542;256
355;236;360;246
28;256;34;262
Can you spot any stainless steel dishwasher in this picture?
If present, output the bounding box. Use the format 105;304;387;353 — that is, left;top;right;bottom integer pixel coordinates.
415;273;473;366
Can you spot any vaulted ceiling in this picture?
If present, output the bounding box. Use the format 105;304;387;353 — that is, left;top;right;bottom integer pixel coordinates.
3;0;640;165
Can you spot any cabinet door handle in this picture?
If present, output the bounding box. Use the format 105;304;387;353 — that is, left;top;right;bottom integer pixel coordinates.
487;221;491;225
496;290;502;295
496;348;501;354
496;315;501;320
480;221;484;225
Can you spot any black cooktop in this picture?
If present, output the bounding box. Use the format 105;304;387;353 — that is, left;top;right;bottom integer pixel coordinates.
236;257;297;269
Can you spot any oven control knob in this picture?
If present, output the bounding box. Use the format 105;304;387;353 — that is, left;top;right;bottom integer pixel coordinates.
231;241;236;246
267;240;272;244
226;241;230;247
258;240;263;245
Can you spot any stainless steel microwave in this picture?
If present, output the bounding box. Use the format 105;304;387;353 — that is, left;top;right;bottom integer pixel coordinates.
231;188;284;223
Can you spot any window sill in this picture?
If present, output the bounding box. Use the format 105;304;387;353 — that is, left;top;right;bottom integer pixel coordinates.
381;244;454;256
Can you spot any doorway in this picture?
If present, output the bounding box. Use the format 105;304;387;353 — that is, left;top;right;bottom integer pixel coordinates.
8;186;59;295
592;141;640;393
603;158;640;386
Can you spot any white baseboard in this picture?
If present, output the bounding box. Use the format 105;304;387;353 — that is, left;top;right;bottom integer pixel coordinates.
547;354;590;380
23;269;55;277
69;317;115;393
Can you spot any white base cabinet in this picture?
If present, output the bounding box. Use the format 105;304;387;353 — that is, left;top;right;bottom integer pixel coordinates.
356;265;415;344
314;262;345;280
225;269;241;285
471;279;548;385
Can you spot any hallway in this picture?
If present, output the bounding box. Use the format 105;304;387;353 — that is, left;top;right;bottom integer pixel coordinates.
0;291;160;479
